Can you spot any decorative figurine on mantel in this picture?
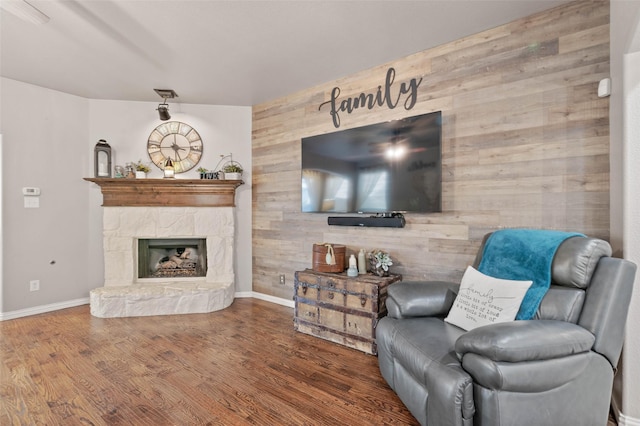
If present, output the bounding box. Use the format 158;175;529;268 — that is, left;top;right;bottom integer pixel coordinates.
369;249;393;277
124;164;135;179
197;167;219;179
114;165;125;178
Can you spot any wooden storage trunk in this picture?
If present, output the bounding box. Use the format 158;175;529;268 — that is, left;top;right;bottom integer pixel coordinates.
312;243;346;273
294;269;401;355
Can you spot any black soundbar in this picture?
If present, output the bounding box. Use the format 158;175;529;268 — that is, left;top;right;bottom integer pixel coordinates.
328;215;406;228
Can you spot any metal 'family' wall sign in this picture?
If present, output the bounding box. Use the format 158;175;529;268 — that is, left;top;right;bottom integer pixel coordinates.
318;67;422;128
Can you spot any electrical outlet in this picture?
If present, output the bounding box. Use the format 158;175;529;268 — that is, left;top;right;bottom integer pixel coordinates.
279;274;285;285
29;280;40;292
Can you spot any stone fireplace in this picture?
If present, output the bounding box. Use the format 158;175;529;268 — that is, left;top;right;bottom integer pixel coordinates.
86;178;242;318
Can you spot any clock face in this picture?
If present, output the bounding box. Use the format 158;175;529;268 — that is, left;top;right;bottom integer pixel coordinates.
147;121;203;173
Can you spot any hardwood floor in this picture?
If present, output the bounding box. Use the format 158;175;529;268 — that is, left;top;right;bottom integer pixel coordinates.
0;298;418;425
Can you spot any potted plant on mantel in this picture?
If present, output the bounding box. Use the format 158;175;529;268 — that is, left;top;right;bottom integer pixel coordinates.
132;160;151;178
222;163;243;180
212;153;244;180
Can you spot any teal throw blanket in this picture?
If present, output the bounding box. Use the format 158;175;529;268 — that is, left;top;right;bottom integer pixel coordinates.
477;229;584;320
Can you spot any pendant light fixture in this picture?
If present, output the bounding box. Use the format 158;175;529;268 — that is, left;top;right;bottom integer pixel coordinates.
157;103;171;121
154;89;178;121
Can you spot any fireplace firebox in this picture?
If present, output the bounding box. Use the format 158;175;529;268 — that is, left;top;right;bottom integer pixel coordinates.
138;238;207;279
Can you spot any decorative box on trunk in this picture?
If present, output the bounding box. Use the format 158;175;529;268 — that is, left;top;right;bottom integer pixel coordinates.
294;269;401;355
312;243;346;273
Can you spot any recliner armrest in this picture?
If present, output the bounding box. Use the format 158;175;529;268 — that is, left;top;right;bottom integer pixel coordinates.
455;321;596;392
386;281;459;319
455;320;595;362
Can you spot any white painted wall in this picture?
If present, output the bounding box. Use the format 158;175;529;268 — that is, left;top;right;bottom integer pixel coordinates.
0;78;92;312
611;1;640;423
622;49;640;424
87;100;252;294
0;79;252;316
0;134;4;313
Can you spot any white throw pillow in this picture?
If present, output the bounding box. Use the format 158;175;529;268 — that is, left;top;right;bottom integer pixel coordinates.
445;266;533;331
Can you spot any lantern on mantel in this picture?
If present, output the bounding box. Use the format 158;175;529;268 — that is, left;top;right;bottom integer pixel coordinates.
94;139;112;178
163;157;175;178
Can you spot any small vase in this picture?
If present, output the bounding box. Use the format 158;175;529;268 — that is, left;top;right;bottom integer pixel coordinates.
225;172;242;180
135;171;147;179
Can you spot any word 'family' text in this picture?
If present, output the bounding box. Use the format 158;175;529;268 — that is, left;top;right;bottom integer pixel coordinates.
318;67;422;128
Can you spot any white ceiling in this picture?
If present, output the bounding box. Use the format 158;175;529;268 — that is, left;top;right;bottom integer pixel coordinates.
1;0;573;106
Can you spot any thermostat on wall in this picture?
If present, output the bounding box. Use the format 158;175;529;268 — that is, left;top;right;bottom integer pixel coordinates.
22;187;41;196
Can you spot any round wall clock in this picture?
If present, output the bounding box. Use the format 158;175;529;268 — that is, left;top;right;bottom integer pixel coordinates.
147;121;203;173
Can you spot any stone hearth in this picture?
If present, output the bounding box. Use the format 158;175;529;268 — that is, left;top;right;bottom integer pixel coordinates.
86;179;242;318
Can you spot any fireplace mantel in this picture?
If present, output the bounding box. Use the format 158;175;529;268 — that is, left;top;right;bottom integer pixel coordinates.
85;178;243;207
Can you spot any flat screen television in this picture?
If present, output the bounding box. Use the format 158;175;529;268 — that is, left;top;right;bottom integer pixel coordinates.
301;111;442;214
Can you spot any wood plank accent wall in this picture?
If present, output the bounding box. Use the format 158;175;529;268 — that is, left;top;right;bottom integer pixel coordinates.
252;0;610;299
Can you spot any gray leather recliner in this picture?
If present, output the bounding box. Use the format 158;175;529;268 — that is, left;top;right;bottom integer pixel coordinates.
376;234;636;426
